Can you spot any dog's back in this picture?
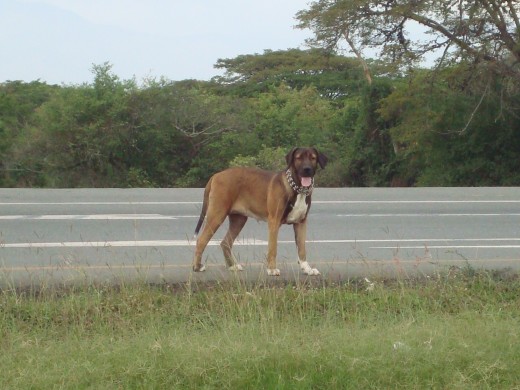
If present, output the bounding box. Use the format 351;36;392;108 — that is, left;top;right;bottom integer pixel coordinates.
194;167;277;236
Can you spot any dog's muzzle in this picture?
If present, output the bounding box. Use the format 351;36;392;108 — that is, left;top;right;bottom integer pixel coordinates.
286;169;314;195
302;166;313;177
300;166;314;187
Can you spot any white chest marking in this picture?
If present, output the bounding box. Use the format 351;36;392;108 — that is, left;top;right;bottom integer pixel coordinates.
286;194;308;224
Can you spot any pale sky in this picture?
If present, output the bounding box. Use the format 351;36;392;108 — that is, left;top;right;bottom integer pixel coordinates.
1;0;313;85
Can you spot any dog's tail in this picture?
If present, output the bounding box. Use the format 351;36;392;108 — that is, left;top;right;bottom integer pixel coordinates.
193;178;212;239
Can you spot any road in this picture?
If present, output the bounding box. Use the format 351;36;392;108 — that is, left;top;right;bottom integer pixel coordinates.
1;187;520;286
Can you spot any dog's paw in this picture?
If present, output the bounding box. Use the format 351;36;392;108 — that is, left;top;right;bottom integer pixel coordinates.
228;264;244;272
305;268;320;276
193;264;206;272
267;268;281;276
299;261;320;276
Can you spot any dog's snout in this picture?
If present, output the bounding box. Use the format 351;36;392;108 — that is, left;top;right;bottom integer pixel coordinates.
303;166;313;176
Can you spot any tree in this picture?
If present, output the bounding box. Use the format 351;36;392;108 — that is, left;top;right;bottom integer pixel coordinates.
296;0;520;118
27;63;139;186
135;78;249;187
378;66;520;185
213;48;366;99
0;81;56;185
296;0;520;78
296;0;520;186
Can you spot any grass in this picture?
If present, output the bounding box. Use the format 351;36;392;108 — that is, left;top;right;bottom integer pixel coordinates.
1;270;520;389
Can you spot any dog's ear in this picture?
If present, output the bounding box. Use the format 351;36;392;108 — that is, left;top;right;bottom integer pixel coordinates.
313;148;328;169
285;147;298;166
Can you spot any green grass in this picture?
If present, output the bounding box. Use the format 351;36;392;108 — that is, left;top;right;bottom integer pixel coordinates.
1;271;520;389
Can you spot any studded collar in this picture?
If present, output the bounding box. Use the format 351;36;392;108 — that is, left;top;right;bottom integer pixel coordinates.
285;168;313;196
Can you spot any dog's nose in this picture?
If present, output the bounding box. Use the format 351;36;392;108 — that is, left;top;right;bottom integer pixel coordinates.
303;167;313;176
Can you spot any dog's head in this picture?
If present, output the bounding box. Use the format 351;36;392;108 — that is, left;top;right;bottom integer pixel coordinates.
285;147;328;188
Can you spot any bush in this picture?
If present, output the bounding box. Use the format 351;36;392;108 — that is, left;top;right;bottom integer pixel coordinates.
229;146;287;171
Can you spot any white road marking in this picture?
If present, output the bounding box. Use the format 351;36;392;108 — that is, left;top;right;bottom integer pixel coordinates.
1;197;519;253
0;239;268;248
317;200;520;204
1;200;520;206
0;214;198;220
1;212;519;220
373;245;520;249
0;201;201;206
337;213;520;217
2;238;519;249
281;238;520;244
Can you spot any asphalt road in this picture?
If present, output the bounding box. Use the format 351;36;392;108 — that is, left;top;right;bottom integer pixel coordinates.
1;187;520;287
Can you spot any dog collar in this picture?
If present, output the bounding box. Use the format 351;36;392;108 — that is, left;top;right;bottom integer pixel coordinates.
285;169;313;196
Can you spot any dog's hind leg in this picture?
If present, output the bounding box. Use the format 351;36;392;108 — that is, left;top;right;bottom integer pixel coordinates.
221;214;248;271
192;208;227;272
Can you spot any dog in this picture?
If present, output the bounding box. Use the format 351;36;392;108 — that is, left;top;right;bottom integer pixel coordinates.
192;147;328;276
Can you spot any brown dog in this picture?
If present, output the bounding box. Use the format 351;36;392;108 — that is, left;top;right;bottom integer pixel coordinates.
192;147;328;276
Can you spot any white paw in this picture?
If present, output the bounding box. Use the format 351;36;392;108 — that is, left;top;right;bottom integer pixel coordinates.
267;268;281;276
228;264;244;271
299;261;320;276
193;265;206;272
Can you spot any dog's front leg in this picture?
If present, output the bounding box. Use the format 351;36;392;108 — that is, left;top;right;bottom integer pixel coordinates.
294;221;320;276
266;218;281;276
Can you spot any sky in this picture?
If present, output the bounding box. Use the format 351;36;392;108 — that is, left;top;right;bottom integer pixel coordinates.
1;0;314;85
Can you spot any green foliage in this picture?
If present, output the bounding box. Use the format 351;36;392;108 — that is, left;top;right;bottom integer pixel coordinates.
379;67;520;186
130;78;246;187
230;146;287;171
213;48;365;99
349;80;400;186
252;84;334;147
0;81;57;186
294;0;520;186
12;63;141;186
0;50;519;187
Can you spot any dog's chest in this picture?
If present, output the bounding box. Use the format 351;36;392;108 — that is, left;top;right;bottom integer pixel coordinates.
286;194;309;224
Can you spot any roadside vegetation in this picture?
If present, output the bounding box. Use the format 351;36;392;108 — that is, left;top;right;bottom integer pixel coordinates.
2;1;520;188
1;269;519;388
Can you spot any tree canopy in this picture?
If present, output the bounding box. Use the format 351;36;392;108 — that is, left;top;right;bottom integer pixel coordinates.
213;48;366;99
296;0;520;74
